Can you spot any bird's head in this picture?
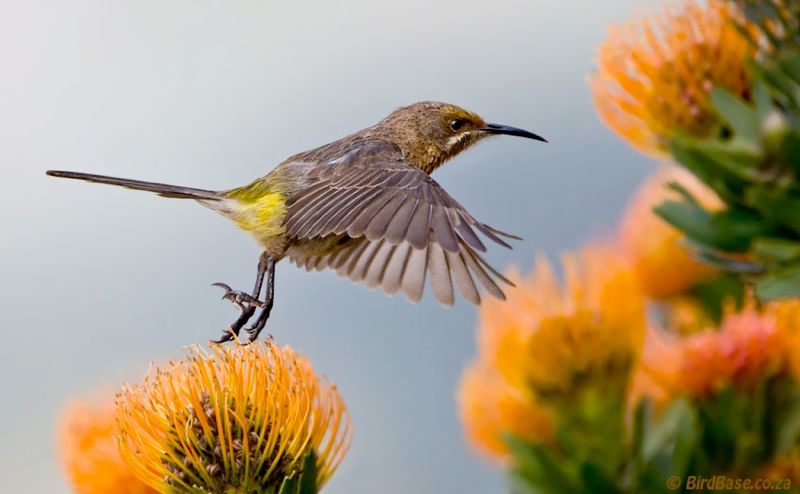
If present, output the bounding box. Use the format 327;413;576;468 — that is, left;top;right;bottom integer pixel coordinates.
373;101;546;173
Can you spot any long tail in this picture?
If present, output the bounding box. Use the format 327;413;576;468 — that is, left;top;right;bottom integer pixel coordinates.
46;170;221;201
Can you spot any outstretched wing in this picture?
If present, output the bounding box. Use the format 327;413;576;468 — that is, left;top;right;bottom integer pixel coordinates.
284;158;519;305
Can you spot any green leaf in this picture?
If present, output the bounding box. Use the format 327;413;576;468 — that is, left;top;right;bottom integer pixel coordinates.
655;200;766;252
642;400;695;467
579;462;621;494
711;88;760;146
298;452;318;494
670;404;699;478
277;452;317;494
779;51;800;83
753;81;776;124
505;435;579;494
695;139;764;183
745;187;800;235
752;237;800;264
755;263;800;300
278;474;300;494
778;131;800;173
689;272;745;323
670;137;743;201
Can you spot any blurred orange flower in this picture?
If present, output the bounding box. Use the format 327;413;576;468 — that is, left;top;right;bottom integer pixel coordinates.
662;296;717;335
458;363;553;463
58;393;156;494
481;248;646;398
619;165;721;299
460;247;645;462
777;301;800;380
590;0;754;156
115;340;351;493
643;309;790;398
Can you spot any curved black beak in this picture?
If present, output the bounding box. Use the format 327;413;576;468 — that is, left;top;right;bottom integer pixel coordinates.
481;123;547;142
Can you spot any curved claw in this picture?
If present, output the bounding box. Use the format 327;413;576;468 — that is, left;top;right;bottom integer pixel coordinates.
212;282;264;308
211;329;235;344
212;282;235;300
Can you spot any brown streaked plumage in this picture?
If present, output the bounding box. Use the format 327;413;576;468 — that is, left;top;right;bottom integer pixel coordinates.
47;101;546;343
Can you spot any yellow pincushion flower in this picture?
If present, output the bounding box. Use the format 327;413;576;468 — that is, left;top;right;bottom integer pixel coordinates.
477;247;646;400
590;0;754;156
619;165;721;299
58;393;156;494
115;340;351;493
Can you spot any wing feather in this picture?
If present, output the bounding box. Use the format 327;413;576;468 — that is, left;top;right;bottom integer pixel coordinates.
283;153;519;305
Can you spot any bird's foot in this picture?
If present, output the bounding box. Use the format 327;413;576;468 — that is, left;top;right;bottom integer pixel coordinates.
212;282;265;310
211;282;263;344
243;302;273;343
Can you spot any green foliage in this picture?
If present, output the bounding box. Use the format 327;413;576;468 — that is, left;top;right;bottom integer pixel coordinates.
659;42;800;300
507;376;800;493
731;0;800;53
277;452;317;494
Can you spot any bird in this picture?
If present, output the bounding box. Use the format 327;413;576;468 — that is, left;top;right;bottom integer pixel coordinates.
47;101;546;343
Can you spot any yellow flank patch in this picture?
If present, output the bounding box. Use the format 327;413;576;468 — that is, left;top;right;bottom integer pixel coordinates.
232;192;288;241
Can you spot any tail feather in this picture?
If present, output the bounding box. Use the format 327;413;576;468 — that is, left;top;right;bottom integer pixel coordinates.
46;170;221;201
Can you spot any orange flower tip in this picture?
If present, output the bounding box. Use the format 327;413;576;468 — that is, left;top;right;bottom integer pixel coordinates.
642;308;791;399
58;393;157;494
114;340;352;493
619;165;721;299
457;363;553;463
476;246;646;399
590;0;755;156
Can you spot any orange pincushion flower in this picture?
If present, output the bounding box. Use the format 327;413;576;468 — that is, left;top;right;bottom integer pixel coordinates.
590;0;754;156
779;301;800;381
115;340;351;493
460;248;645;462
477;247;646;399
458;363;553;463
58;394;156;494
643;309;790;398
629;327;679;410
619;165;721;299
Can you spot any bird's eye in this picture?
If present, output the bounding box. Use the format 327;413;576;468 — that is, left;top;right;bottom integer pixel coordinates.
449;119;466;132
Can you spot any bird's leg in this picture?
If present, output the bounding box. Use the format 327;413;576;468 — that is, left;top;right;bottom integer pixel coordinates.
211;252;269;344
245;257;276;342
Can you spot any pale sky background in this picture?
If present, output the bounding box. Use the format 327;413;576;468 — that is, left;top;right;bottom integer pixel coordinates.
1;1;655;492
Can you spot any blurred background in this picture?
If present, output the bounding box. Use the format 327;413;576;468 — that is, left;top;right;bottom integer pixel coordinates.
0;0;655;492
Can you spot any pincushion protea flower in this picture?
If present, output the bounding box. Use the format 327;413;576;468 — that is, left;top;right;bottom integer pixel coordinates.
457;362;553;462
58;394;156;494
618;165;721;299
115;340;351;493
642;308;790;398
459;247;646;463
590;0;754;156
478;248;646;399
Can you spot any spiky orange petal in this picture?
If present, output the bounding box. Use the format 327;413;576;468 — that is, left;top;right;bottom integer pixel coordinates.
115;340;352;493
590;0;754;156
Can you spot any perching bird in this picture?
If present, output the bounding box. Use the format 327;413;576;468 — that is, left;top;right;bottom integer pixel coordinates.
47;101;546;343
